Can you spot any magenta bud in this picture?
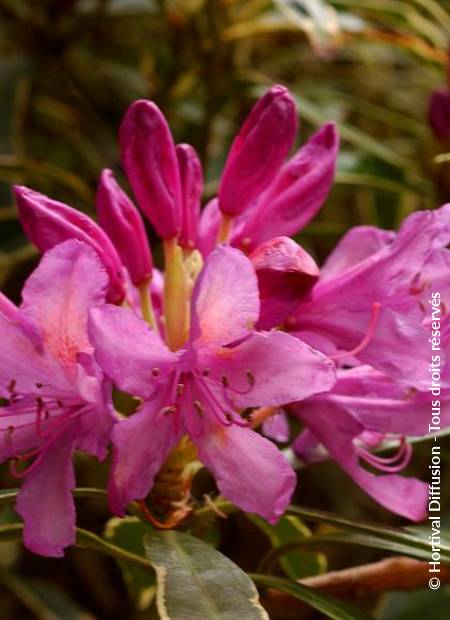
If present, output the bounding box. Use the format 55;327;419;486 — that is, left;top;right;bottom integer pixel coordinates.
250;236;319;330
236;122;339;251
119;100;182;239
428;88;450;141
14;185;126;304
96;169;153;286
218;85;297;217
0;292;19;321
176;143;203;249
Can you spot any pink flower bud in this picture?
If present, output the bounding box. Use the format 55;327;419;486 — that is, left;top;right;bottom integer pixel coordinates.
235;122;339;251
218;85;297;216
250;236;319;330
96;169;153;286
428;88;450;141
14;185;125;303
176;144;203;249
119;100;182;239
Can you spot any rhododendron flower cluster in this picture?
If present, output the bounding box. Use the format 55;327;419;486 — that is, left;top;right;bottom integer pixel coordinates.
1;85;448;557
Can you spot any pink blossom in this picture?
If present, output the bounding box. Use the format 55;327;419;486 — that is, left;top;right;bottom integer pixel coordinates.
89;246;336;522
0;241;116;556
176;143;203;249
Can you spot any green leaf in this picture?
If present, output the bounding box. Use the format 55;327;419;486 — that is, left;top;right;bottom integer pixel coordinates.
144;529;269;620
104;516;156;610
287;506;450;564
250;514;326;579
250;574;373;620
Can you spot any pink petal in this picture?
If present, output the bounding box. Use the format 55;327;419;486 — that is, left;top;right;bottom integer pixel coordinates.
193;421;296;523
89;304;178;398
262;410;290;442
108;397;183;515
292;403;428;521
190;246;260;347
320;226;395;280
218;85;297;216
201;331;336;408
119;100;182;239
20;240;108;373
16;432;77;557
0;292;19;321
250;237;319;329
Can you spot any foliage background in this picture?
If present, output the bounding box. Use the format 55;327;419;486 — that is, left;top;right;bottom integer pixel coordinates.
0;0;449;618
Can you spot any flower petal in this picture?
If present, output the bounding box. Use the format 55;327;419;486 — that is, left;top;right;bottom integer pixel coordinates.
190;246;260;347
193;421;296;523
320;226;395;280
108;397;183;515
89;304;178;398
292;403;428;521
20;240;108;371
201;331;336;408
16;431;77;557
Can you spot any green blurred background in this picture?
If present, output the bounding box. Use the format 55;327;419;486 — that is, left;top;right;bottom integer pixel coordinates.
0;1;450;619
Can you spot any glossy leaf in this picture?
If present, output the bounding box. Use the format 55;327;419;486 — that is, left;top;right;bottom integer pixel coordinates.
144;529;269;620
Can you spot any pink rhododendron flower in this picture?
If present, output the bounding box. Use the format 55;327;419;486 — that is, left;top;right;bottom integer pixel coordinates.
0;241;116;556
89;246;336;523
287;205;450;388
176;143;203;250
428;88;450;141
287;365;450;521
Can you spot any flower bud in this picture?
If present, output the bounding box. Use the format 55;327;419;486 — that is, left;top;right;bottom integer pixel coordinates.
218;85;297;216
176;144;203;249
96;169;153;286
119;100;182;239
14;185;125;303
428;88;450;141
235;122;339;251
250;236;319;330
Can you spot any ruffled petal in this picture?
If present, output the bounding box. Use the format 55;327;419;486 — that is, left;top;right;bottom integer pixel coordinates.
193;421;295;523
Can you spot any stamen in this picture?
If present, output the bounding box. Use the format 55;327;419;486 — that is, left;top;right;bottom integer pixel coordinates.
356;438;413;473
221;376;229;388
202;369;210;377
161;406;177;416
176;383;185;396
331;302;381;362
151;368;161;377
246;370;255;386
193;400;204;418
5;426;14;445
